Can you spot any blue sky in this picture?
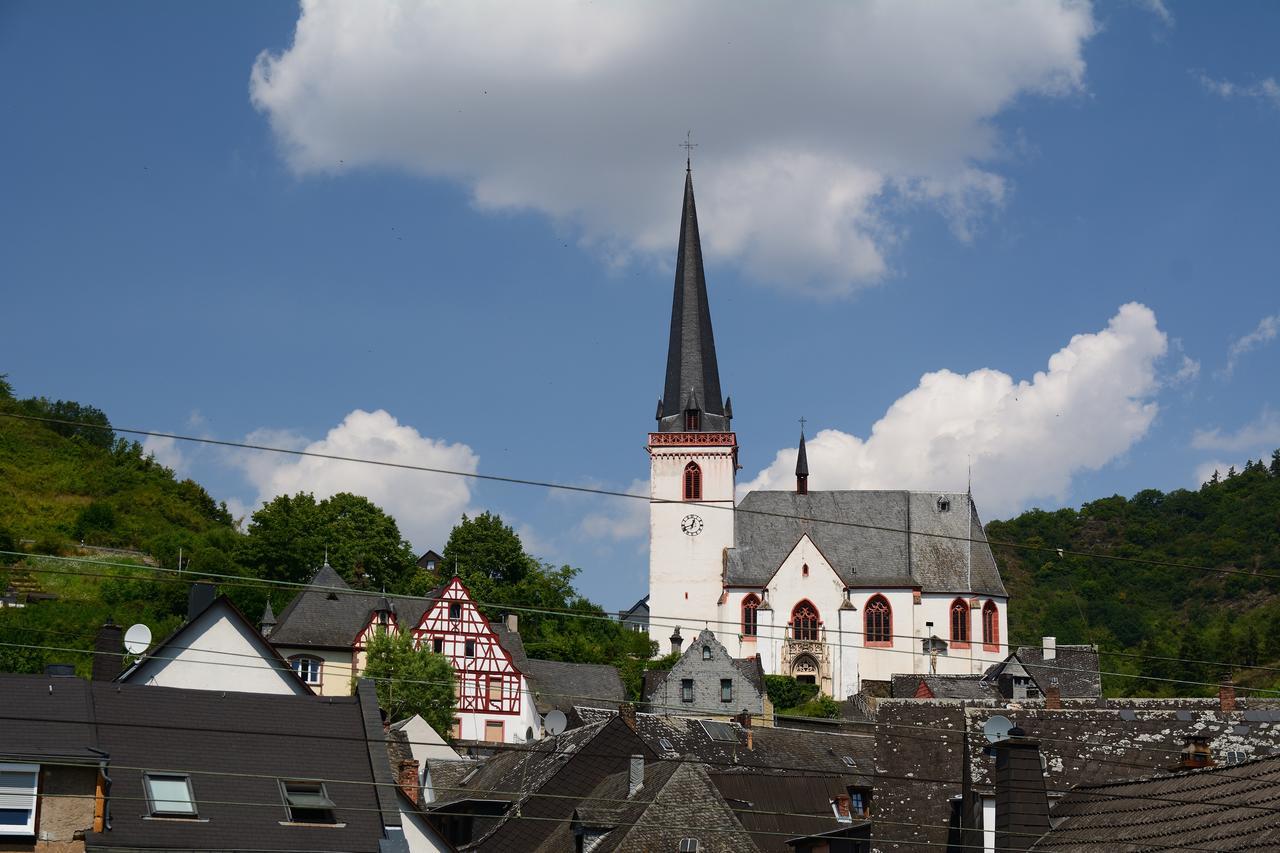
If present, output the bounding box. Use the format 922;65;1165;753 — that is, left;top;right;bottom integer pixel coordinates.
2;1;1278;609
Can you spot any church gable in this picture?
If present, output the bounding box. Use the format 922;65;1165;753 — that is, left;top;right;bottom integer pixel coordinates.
759;533;841;589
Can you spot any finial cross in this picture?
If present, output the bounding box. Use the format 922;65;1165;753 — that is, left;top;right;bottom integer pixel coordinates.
799;416;807;433
681;130;697;167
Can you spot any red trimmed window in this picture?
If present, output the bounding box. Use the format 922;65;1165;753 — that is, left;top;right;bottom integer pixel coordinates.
685;410;700;431
802;563;809;577
791;600;820;641
864;595;892;646
683;462;702;501
950;598;970;648
982;600;1000;652
742;594;760;637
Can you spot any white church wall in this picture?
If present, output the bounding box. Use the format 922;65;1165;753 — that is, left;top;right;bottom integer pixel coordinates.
913;593;1010;677
648;442;736;651
847;589;919;685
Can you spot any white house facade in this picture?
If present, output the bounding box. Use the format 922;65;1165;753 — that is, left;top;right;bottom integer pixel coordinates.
646;170;1009;697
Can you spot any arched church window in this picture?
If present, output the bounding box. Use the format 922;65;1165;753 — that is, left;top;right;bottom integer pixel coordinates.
683;462;702;501
864;596;892;647
790;601;820;642
950;599;970;647
982;600;1000;651
741;595;759;637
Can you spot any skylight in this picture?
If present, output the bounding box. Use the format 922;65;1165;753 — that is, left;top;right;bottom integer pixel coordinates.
280;780;338;824
699;720;738;743
841;755;856;767
658;737;675;752
144;773;197;817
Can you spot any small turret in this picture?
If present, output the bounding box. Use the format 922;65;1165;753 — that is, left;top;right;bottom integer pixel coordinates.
260;599;277;638
795;429;809;495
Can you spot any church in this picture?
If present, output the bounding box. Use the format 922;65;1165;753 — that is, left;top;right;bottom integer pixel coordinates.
646;168;1009;699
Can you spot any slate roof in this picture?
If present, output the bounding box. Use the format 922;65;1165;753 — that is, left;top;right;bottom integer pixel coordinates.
710;771;865;853
0;674;99;762
269;563;440;649
725;490;1005;595
1030;753;1280;852
1008;645;1102;698
602;762;759;853
890;673;1001;700
658;169;729;434
522;658;626;714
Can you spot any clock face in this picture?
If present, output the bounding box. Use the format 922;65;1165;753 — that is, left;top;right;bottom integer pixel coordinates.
681;514;704;536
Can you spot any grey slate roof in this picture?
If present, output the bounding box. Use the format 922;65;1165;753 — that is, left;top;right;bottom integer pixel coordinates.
1030;753;1280;852
521;658;626;714
890;673;1001;700
269;563;440;649
0;674;99;762
658;169;729;433
725;490;1005;595
1010;645;1102;698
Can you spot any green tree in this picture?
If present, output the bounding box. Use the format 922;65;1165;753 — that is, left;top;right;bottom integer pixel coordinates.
74;501;118;543
360;629;456;737
239;492;416;590
439;512;534;593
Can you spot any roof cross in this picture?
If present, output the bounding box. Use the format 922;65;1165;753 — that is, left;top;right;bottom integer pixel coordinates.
681;130;697;170
799;416;807;434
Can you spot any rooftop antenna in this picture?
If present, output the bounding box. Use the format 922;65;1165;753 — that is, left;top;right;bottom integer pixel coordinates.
681;130;697;171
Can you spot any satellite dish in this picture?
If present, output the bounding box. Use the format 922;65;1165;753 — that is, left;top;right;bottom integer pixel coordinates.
543;710;567;736
123;624;152;655
983;715;1013;744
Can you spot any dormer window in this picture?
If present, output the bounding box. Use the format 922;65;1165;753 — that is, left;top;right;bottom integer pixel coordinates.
280;780;338;825
937;496;951;512
685;410;700;431
290;656;322;686
144;773;197;817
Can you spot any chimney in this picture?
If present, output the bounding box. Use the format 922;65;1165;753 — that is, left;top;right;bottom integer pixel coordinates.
1045;678;1061;710
44;663;76;677
1173;735;1214;772
92;619;123;682
735;709;754;749
627;754;644;798
670;627;683;656
187;581;217;621
506;613;518;633
1042;636;1056;661
619;702;637;731
993;729;1050;852
1219;677;1237;713
398;758;420;805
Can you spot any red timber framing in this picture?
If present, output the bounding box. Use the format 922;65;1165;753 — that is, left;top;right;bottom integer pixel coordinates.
410;577;523;715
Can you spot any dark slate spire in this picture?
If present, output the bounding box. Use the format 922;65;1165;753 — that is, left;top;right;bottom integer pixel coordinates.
658;170;729;433
260;599;277;638
795;429;809;495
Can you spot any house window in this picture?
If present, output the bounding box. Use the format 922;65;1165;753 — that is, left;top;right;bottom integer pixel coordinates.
448;602;462;620
720;679;732;702
144;773;197;817
464;639;476;658
851;791;867;816
864;595;892;646
950;599;970;647
487;676;503;703
432;637;444;654
280;780;337;824
0;763;38;837
451;718;463;740
741;595;759;637
790;600;820;641
681;679;694;703
685;410;700;431
982;601;1000;651
290;656;322;686
702;645;712;660
683;462;702;501
484;721;504;743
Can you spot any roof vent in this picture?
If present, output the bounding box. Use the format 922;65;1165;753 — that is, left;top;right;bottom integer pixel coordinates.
937;496;951;512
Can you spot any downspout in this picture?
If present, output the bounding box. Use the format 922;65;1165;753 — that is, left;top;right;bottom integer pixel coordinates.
88;747;111;832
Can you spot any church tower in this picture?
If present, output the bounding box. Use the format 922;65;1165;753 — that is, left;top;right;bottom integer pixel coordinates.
647;168;736;650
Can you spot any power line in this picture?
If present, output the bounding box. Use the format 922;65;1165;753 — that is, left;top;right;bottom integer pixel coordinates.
2;410;1274;582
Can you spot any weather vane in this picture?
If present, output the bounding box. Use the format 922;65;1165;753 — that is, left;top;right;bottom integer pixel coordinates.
681;130;697;169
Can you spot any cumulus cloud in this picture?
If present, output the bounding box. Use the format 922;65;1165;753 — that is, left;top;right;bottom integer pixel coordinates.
142;434;186;473
576;479;650;542
233;409;478;550
1193;459;1235;487
250;0;1095;296
1192;408;1280;454
1196;73;1280;110
1224;313;1279;376
740;303;1169;517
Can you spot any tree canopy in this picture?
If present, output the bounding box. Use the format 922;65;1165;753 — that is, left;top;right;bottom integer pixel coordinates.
360;629;456;736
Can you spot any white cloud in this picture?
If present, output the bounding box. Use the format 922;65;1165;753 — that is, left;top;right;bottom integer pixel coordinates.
1192;408;1280;454
1136;0;1174;27
1193;459;1235;487
1197;73;1280;110
577;479;650;542
142;434;186;473
250;0;1095;296
1224;313;1279;375
740;303;1169;518
233;409;478;550
1172;354;1200;385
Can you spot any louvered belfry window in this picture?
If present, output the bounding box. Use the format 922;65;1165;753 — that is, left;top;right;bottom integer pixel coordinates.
683;462;702;501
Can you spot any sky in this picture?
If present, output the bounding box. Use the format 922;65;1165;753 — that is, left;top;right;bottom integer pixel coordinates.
2;1;1279;609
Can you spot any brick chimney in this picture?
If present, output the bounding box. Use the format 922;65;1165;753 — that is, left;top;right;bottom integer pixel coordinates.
618;702;637;731
994;729;1050;851
92;620;123;682
1219;677;1237;713
397;758;420;805
1045;678;1061;710
1173;735;1214;772
505;613;518;633
734;709;754;750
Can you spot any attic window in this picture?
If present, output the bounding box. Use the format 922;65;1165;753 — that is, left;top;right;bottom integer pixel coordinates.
802;563;809;577
702;645;712;660
0;763;38;836
290;656;322;686
681;679;694;703
144;773;197;817
937;497;951;512
280;780;337;824
448;602;462;620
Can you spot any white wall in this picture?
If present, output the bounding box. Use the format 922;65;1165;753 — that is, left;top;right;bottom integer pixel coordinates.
453;677;542;744
399;804;453;853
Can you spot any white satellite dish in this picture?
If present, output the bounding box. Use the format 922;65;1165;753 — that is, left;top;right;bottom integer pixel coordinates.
983;714;1014;744
123;624;152;655
543;710;567;736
